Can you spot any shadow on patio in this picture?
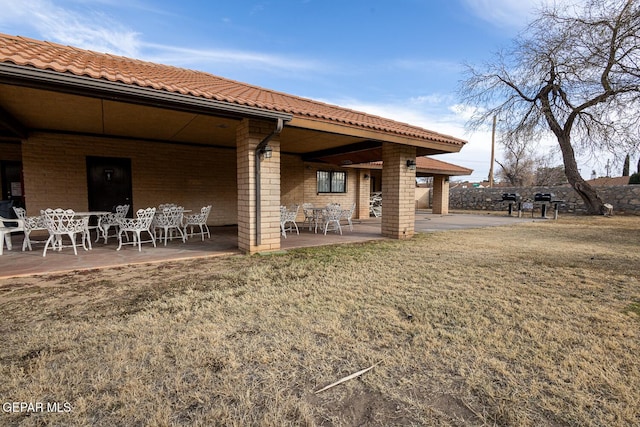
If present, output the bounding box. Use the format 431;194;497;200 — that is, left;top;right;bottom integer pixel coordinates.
0;212;532;279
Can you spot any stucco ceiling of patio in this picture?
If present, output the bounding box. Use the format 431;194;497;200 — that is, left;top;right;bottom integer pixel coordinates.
0;82;457;166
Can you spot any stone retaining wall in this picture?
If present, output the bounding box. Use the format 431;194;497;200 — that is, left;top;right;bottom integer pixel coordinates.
449;185;640;215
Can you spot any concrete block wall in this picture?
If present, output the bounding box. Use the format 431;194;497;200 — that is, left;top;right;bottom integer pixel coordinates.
20;132;237;224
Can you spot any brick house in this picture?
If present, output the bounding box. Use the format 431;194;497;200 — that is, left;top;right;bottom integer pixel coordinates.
0;33;467;253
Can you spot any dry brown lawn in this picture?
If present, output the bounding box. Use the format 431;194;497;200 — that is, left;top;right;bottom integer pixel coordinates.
1;215;639;426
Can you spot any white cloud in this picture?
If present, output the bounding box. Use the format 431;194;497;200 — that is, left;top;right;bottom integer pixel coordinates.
0;0;142;56
462;0;586;29
462;0;539;28
141;43;323;74
0;0;322;73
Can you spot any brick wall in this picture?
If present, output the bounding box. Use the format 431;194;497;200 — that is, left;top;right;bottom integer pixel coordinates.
236;119;281;253
432;175;450;215
381;142;416;239
21;132;237;224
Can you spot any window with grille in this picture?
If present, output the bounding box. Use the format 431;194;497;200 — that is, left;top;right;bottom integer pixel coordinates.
317;170;346;193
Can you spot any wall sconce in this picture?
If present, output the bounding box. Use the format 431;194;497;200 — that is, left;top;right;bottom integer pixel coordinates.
406;159;416;170
260;144;273;159
364;174;370;180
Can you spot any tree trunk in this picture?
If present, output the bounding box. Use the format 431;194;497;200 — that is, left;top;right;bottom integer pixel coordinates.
557;134;606;214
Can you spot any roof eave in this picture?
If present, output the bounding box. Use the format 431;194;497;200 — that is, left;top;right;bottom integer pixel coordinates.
288;116;465;152
0;62;293;122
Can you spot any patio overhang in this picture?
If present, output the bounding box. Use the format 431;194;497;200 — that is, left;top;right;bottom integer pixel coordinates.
0;63;296;150
345;157;473;178
289;116;463;165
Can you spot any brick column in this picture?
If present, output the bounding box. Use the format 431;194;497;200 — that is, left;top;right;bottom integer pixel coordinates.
236;118;281;253
381;143;416;239
432;175;449;215
356;169;371;219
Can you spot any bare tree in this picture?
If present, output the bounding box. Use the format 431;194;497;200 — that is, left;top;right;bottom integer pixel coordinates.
535;152;568;186
495;139;536;186
459;0;640;214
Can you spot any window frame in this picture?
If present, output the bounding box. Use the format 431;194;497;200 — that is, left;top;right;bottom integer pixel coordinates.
316;170;347;194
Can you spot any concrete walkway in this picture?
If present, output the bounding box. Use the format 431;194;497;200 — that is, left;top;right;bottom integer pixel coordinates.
0;212;535;279
415;211;533;232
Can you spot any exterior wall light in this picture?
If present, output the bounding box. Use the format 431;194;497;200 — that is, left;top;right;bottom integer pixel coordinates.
406;159;416;170
261;144;273;159
364;174;370;180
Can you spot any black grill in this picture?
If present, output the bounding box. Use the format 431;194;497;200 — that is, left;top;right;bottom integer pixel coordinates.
501;193;521;202
534;193;554;202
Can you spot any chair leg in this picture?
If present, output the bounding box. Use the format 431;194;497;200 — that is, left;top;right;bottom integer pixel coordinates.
117;229;124;251
66;232;78;255
0;231;6;255
42;235;55;257
135;231;142;251
22;230;31;251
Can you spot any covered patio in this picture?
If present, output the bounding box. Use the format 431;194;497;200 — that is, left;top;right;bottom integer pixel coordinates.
0;33;468;256
0;212;532;279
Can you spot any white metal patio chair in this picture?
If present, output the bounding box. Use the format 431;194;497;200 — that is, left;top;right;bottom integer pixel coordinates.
370;192;382;217
13;207;47;251
182;205;212;241
322;204;343;235
116;207;156;251
97;204;130;244
340;202;356;231
280;204;299;238
158;203;178;211
152;206;186;246
0;215;25;255
41;208;90;257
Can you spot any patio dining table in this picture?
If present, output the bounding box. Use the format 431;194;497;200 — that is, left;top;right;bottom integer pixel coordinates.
309;207;326;233
73;211;111;247
308;206;346;234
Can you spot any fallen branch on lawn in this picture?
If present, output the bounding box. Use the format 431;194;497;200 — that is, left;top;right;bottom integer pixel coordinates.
314;361;382;394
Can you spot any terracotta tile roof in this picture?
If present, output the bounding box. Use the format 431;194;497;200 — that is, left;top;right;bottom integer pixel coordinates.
365;157;473;176
0;33;466;147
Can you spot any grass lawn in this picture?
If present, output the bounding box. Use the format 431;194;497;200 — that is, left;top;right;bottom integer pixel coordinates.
1;215;639;426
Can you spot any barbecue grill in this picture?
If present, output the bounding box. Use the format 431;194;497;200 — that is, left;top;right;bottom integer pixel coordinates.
501;193;521;202
501;193;521;216
533;193;562;218
534;193;554;202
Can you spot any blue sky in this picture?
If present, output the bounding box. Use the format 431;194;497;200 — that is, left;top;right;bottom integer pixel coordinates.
0;0;607;181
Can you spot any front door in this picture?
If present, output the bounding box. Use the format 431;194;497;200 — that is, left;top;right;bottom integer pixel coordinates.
86;156;133;214
1;160;24;210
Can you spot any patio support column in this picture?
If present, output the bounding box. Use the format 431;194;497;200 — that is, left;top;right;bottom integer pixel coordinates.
356;169;371;219
381;142;416;239
237;118;281;253
432;174;449;215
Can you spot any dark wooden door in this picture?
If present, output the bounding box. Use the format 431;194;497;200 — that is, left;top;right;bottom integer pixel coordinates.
1;160;24;210
86;156;133;214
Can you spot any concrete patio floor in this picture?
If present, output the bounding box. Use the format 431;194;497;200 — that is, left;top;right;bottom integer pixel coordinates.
0;211;534;279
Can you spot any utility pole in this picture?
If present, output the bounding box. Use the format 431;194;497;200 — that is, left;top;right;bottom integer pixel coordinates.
489;115;496;188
